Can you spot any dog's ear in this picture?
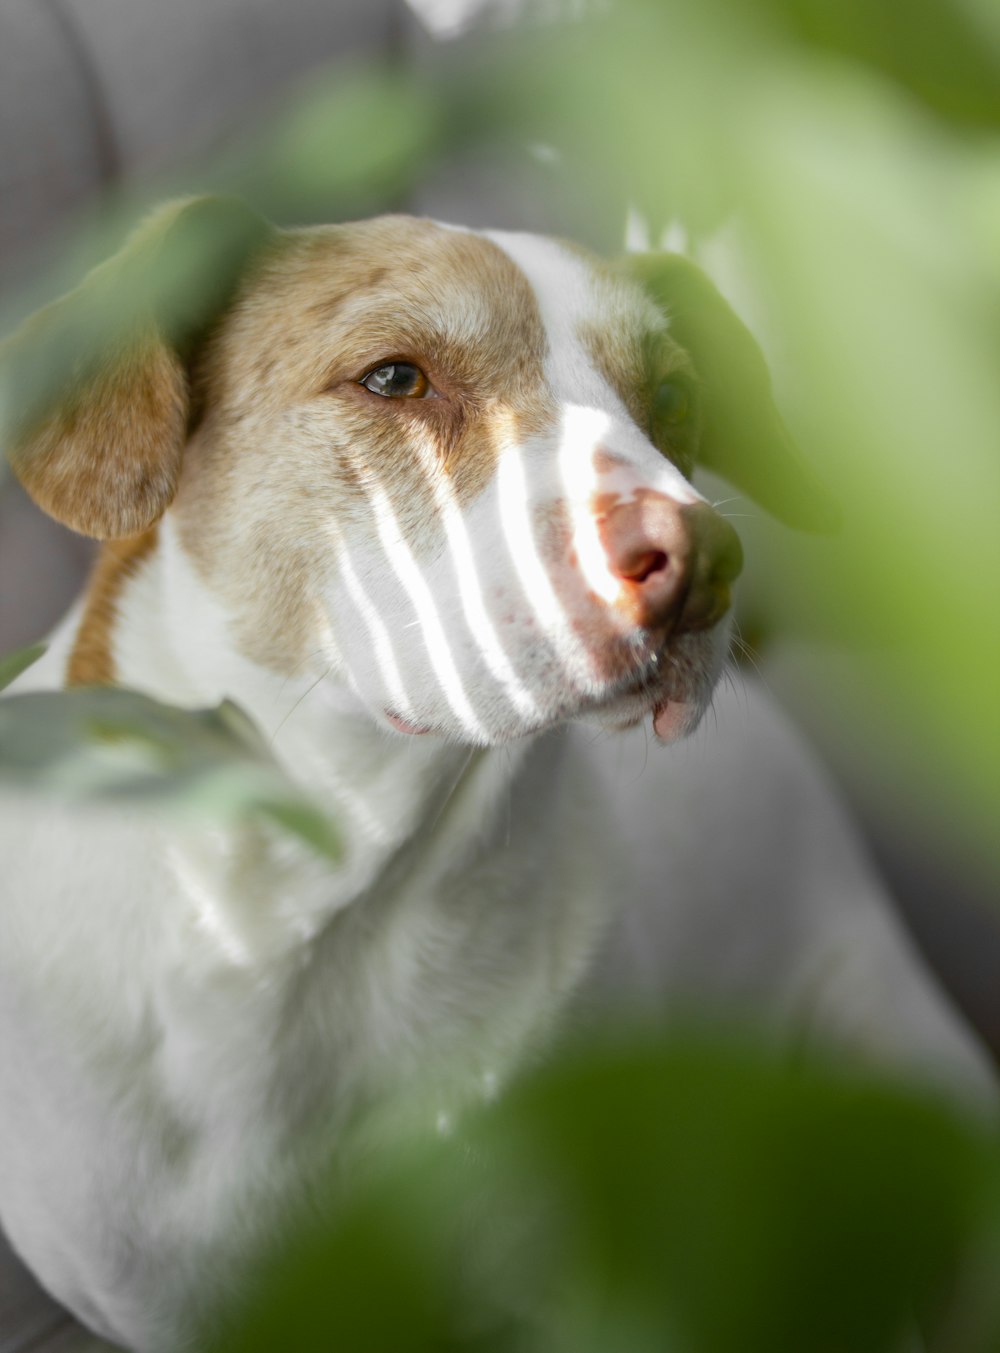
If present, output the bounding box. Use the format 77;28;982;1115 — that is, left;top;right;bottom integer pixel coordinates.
1;196;273;540
622;252;839;532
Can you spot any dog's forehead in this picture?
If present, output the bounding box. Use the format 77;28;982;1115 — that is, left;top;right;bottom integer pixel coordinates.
248;217;661;397
325;217;538;337
270;217;540;343
482;229;663;347
482;229;668;399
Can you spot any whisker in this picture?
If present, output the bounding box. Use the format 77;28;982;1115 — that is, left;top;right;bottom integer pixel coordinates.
728;621;771;694
270;666;333;743
277;647;330;694
425;746;478;837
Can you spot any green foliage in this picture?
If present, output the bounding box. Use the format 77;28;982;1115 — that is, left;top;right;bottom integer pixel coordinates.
453;0;1000;868
0;641;46;692
227;68;442;222
209;1033;1000;1353
0;683;340;859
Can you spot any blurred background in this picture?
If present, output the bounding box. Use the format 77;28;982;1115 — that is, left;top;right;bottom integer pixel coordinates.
0;0;998;1348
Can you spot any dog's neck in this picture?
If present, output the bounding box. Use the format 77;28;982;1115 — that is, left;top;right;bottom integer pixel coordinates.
48;516;601;1154
91;515;530;933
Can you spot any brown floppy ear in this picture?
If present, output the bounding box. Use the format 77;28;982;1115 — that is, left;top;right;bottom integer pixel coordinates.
1;196;273;540
622;252;840;533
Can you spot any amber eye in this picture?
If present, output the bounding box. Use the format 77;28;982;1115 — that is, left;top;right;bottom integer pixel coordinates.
651;376;691;427
360;362;430;399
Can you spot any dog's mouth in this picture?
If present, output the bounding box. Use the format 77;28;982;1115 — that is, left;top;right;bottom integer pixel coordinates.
589;665;699;743
382;639;716;745
650;697;695;740
545;629;719;744
379;617;725;745
385;695;690;742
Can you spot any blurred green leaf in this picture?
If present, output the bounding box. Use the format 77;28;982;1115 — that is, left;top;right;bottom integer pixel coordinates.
0;687;340;860
243;68;441;220
0;195;271;466
447;0;1000;873
209;1032;1000;1353
748;0;1000;130
0;642;46;692
255;798;343;863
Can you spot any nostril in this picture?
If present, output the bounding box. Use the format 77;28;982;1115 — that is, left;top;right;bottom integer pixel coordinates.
619;549;669;584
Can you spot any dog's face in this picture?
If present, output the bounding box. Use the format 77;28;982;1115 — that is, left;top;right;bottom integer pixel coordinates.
5;200;831;747
180;217;739;744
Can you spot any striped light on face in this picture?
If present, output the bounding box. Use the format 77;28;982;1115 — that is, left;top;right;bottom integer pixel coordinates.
556;404;623;607
407;424;541;723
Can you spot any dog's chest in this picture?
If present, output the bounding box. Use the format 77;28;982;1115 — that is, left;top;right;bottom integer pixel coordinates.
162;729;614;1121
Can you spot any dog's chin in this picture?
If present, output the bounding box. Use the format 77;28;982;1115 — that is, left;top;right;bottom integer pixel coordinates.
575;635;725;744
381;691;705;748
380;667;717;747
377;626;727;746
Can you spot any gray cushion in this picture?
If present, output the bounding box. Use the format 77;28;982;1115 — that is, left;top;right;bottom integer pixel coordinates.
63;0;398;174
0;0;108;286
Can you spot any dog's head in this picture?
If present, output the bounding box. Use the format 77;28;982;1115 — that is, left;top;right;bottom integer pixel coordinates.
3;198;833;746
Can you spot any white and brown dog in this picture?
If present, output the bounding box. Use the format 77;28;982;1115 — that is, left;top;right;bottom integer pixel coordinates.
0;199;992;1349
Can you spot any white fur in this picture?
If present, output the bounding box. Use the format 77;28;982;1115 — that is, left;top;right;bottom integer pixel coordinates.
1;223;993;1351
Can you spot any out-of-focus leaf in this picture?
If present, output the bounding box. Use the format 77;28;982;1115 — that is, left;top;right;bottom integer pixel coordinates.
0;687;340;860
727;62;1000;864
0;642;46;692
209;1032;1000;1353
255;799;342;863
216;65;442;224
750;0;1000;130
0;196;271;470
447;0;1000;876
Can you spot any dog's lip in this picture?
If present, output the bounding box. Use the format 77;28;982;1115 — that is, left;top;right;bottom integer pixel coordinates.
651;697;693;742
596;652;699;743
385;710;434;736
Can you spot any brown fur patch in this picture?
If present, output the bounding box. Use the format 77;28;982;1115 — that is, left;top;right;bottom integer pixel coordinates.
175;217;556;673
9;332;187;541
66;528;159;685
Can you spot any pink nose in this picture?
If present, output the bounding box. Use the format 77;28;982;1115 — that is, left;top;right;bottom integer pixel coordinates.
599;494;743;633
